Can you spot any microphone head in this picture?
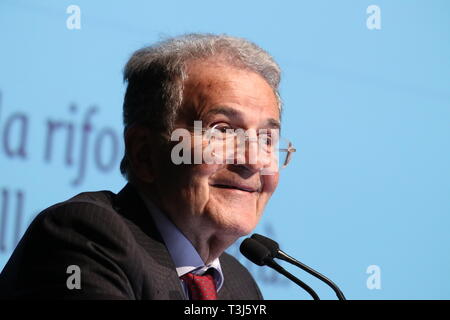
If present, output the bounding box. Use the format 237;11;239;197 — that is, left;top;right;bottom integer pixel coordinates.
251;233;280;256
239;238;273;266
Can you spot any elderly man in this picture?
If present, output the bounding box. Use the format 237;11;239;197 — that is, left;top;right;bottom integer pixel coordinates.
0;34;295;299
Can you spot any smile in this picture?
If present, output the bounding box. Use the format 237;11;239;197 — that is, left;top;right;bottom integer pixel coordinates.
211;183;260;193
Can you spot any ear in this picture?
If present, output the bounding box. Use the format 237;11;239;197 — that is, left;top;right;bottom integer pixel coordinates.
125;125;155;183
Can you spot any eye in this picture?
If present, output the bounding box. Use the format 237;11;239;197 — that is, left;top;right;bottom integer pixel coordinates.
259;134;273;146
204;123;234;142
211;123;233;133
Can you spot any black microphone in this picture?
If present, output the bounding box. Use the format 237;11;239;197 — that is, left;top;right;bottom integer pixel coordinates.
240;238;320;300
251;233;346;300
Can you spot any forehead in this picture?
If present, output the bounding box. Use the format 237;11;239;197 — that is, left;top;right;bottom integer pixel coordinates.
181;60;280;127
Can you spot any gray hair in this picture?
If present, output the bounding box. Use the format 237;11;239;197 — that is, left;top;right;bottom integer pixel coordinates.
120;33;282;179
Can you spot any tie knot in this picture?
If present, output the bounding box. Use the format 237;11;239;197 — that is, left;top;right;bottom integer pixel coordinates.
180;271;218;300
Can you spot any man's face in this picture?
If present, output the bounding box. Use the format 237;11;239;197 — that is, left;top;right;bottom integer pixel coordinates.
153;60;280;238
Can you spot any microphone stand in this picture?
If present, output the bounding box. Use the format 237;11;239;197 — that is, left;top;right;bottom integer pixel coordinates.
265;258;320;301
277;250;346;300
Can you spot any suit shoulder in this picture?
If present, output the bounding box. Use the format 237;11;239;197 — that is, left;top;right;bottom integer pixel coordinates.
0;189;139;299
45;189;116;216
29;189;133;242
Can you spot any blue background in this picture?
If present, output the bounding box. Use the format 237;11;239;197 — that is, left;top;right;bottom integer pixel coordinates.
0;0;449;299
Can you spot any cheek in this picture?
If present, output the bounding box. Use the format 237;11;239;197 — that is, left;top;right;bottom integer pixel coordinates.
180;164;223;206
262;173;279;196
257;174;278;209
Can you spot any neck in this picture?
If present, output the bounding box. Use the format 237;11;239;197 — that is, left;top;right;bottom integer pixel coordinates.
180;226;237;264
135;182;240;264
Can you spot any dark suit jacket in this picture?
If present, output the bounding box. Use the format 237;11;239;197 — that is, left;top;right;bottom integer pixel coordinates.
0;183;263;300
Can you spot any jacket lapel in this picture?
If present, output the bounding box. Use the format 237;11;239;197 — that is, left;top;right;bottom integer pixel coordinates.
114;183;186;300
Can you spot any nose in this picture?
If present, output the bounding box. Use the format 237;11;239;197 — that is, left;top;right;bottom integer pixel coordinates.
234;135;272;174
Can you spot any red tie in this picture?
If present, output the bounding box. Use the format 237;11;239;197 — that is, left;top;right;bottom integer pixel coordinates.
180;271;218;300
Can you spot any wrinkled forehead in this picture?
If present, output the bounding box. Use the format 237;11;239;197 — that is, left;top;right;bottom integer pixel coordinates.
180;60;280;129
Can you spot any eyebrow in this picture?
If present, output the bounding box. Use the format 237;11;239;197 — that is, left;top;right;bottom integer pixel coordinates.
205;106;281;129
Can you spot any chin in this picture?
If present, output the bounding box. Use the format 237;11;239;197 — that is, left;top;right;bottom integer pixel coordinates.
210;207;261;238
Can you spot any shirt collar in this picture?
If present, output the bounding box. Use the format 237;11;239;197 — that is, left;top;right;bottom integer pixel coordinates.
137;190;224;291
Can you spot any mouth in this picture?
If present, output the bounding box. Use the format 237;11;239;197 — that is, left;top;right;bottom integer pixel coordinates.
211;182;260;193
